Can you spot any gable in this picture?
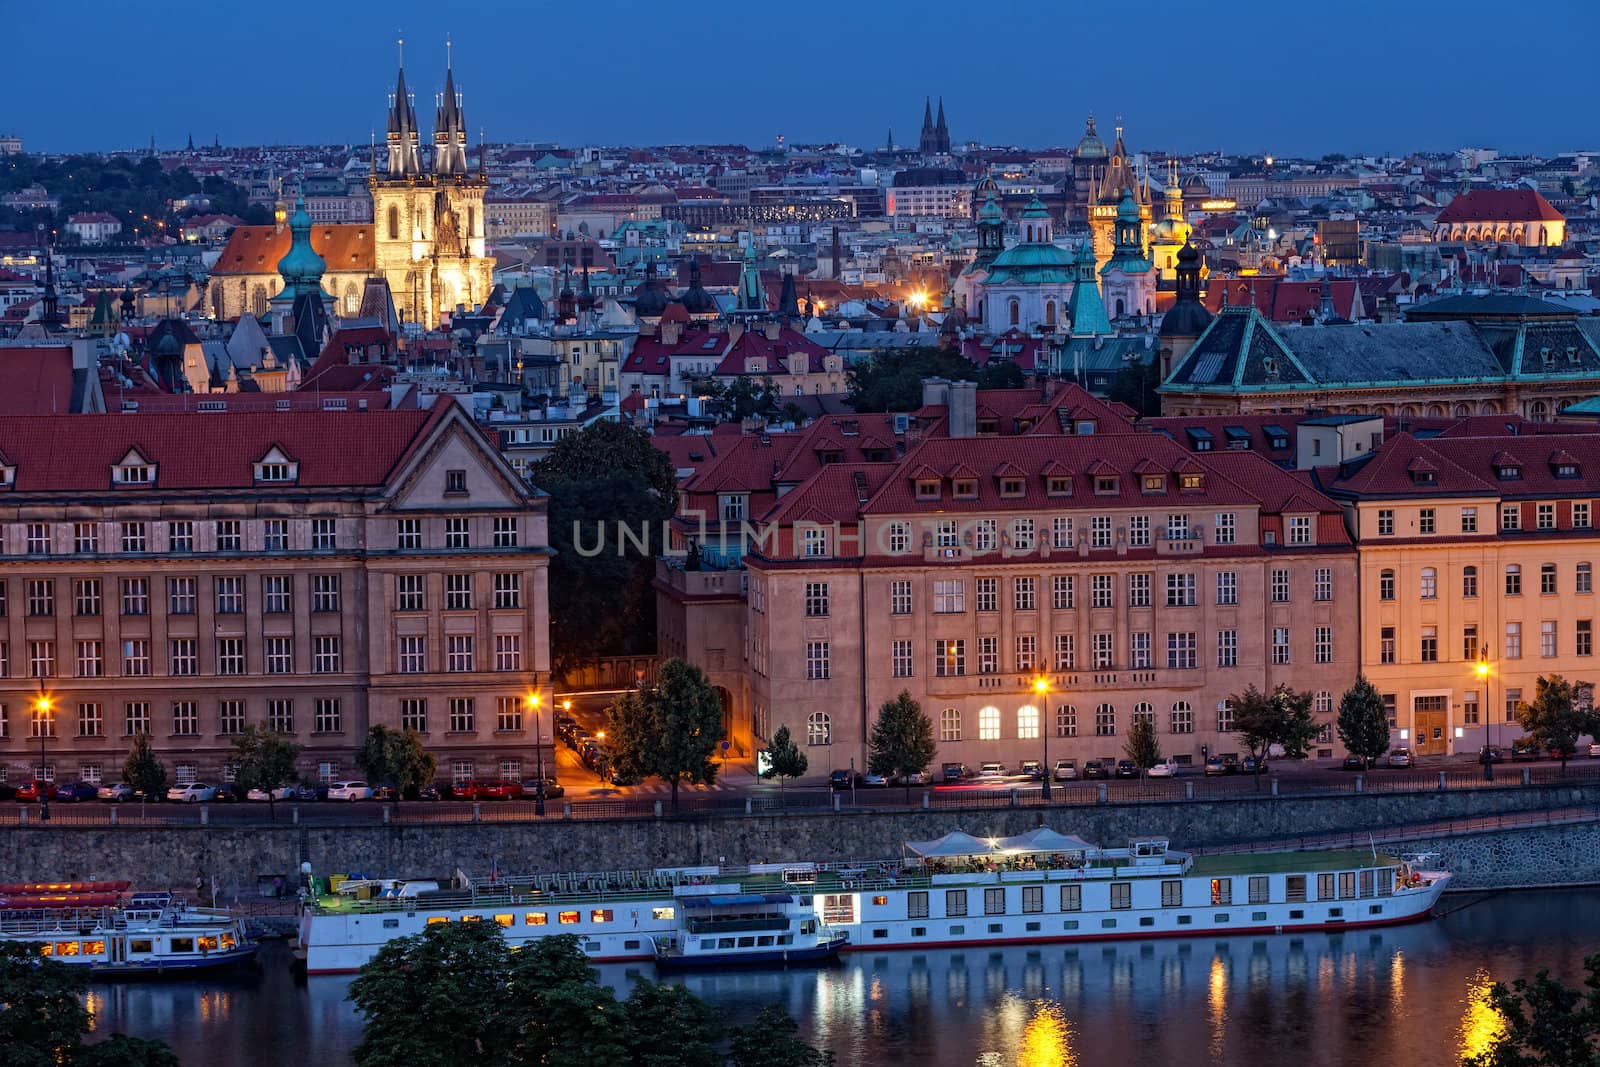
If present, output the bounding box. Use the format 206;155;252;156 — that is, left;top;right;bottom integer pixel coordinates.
385;408;540;519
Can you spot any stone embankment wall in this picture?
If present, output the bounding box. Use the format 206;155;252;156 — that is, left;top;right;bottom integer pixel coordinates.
1398;823;1600;891
4;783;1598;899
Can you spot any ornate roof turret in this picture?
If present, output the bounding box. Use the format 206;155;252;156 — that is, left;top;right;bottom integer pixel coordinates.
385;37;423;179
275;195;328;299
1160;240;1213;339
633;259;669;318
777;271;800;320
737;239;765;313
1075;114;1108;160
434;41;470;177
679;259;717;315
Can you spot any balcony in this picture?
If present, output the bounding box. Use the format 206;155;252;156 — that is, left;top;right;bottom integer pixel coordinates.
655;559;745;601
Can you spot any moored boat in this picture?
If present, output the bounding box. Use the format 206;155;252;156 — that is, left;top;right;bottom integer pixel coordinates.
294;828;1450;975
650;893;847;970
0;884;258;976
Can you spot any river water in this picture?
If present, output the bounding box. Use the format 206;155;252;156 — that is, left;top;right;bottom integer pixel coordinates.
84;889;1596;1067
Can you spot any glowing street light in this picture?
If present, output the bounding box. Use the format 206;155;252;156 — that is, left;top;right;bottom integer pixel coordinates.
527;691;546;814
1475;659;1494;781
1034;676;1053;802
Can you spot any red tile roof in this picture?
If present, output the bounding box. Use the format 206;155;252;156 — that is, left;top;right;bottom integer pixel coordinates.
1435;188;1564;224
0;346;78;415
211;222;375;276
1320;429;1600;500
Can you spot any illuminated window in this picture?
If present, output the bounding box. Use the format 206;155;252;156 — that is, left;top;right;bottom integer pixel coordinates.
525;913;547;926
558;911;580;925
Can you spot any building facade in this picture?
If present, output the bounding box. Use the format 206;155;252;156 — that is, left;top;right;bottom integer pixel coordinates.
0;402;551;789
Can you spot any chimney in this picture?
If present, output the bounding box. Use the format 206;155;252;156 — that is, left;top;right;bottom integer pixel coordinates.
947;379;977;438
661;317;683;346
920;376;951;409
764;318;781;341
728;321;745;347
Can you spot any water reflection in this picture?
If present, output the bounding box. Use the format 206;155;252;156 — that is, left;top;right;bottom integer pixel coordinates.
83;890;1598;1067
1458;969;1507;1062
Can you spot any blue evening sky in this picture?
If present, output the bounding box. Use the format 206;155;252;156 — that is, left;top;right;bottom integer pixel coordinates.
13;0;1599;156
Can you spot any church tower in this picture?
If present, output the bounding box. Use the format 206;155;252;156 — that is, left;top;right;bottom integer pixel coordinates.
1088;124;1151;273
1148;158;1193;283
370;39;492;328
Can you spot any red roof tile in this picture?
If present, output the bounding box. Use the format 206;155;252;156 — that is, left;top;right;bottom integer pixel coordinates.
1435;188;1564;224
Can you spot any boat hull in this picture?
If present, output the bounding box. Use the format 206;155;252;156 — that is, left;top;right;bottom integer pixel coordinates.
80;945;261;978
654;938;847;971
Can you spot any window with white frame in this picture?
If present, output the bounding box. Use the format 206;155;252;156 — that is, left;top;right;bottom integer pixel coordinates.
1056;704;1077;737
978;706;1001;741
1167;631;1198;669
807;711;831;745
267;700;293;733
219;700;245;735
263;519;288;552
397;574;425;611
313;636;343;674
1314;568;1333;602
1053;575;1075;610
1216;699;1236;733
1272;627;1291;664
1053;634;1074;670
311;518;337;550
75;639;103;678
214;575;244;614
1130;631;1152;669
26;579;53;617
169;638;197;677
1092;632;1114;669
1052;516;1074;549
122;639;150;676
446;635;473;672
1090;515;1112;548
25;522;50;555
1315;627;1333;664
216;519;242;552
120;577;149;616
172;701;198;736
124;701;150;736
1014;634;1037;672
935;639;965;677
1128;573;1151;608
802;526;829;557
397;518;423;550
1214;513;1236;544
216;637;245;675
445;574;473;611
1014;577;1036;611
887;521;910;554
1092;574;1113;608
1287;516;1311;544
1017;705;1040;740
1271;569;1290;603
312;574;341;612
940;707;961;741
314;699;342;734
806;641;830;680
493;517;519;548
445;517;471;549
494;633;521;671
1128;515;1150;547
1166;573;1196;606
1170;702;1193;734
265;636;294;675
493;573;521;609
933;580;965;614
1216;571;1237;605
400;699;427;733
74;578;102;617
73;523;99;554
1094;704;1116;736
805;582;829;617
262;575;291;614
1217;629;1238;668
77;702;103;737
496;697;523;732
168;521;193;552
1011;518;1035;551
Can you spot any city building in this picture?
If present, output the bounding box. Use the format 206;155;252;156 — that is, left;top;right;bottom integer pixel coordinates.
0;401;551;789
1432;188;1566;247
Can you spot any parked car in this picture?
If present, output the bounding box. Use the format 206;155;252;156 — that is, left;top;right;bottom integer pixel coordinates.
326;781;373;802
98;782;136;803
293;783;329;802
371;784;399;801
1241;756;1268;775
246;785;295;802
1478;746;1506;765
167;783;216;803
1387;748;1415;769
1114;759;1138;779
1019;760;1045;780
1081;760;1108;780
1148;759;1179;778
828;770;852;791
1053;759;1078;781
1222;754;1241;774
976;762;1006;781
855;771;888;788
941;762;968;783
521;777;565;799
1341;755;1367;771
211;783;240;803
1203;756;1228;777
418;782;450;801
16;779;56;802
1510;740;1538;761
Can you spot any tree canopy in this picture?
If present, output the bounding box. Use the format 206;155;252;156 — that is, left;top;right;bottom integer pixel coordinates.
0;943;178;1066
1124;716;1162;775
1461;952;1600;1066
1336;674;1390;767
846;346;1028;412
0;152;266;236
1231;684;1319;783
1516;674;1597;769
867;691;937;796
760;724;807;801
348;925;830;1067
353;725;436;798
607;658;724;809
122;735;167;801
229;725;300;818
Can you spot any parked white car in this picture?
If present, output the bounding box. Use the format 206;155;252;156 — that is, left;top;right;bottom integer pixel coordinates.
167;783;216;803
1148;758;1180;778
327;781;373;801
246;785;296;801
976;762;1007;781
97;782;136;802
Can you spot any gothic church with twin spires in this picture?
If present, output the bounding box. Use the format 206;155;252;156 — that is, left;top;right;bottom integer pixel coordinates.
209;45;493;329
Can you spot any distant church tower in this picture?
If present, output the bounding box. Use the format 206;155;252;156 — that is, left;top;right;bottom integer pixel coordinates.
369;38;493;327
919;97;950;155
1087;124;1151;273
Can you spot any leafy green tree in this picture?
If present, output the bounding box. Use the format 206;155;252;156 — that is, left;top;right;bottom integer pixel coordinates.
867;691;937;799
1124;716;1162;777
1517;674;1595;770
1336;674;1390;768
1461;952;1600;1066
706;375;780;420
354;725;436;798
622;981;723;1067
76;1035;182;1067
607;658;724;809
348;918;515;1066
123;735;167;802
760;724;808;803
533;421;678;676
1231;684;1318;788
728;1004;835;1067
845;347;979;412
1106;357;1161;416
0;944;178;1067
230;724;300;820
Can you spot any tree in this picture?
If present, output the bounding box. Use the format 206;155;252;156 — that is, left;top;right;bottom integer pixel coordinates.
867;691;937;800
621;981;723;1067
846;346;978;412
728;1005;835;1067
1517;674;1596;771
348;919;516;1066
1124;716;1162;778
706;375;780;421
1336;675;1390;768
1461;952;1600;1066
123;735;167;802
760;724;807;803
0;943;178;1067
532;421;678;676
1231;684;1318;788
1106;357;1160;417
354;725;436;799
606;658;724;810
230;724;300;821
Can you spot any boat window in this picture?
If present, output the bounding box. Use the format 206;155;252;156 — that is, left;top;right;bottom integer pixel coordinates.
170;938;194;953
779;934;794;945
1328;908;1343;918
1338;873;1356;899
493;914;513;928
525;912;547;926
83;940;105;955
130;939;153;954
871;895;887;906
38;942;54;956
220;934;237;949
1100;919;1116;929
1289;910;1304;920
1213;914;1230;924
1061;885;1082;912
56;941;81;957
624;940;640;951
1359;871;1375;898
1176;916;1192;926
1109;883;1132;910
382;919;399;929
1251;912;1268;922
737;936;756;948
1025;921;1041;932
590;909;613;924
757;936;775;947
461;915;481;923
1063;920;1079;931
1369;905;1384;915
584;942;600;953
1285;876;1306;903
1318;873;1335;900
984;888;1006;915
651;907;674;920
427;917;450;925
197;936;219;952
717;937;735;949
1210;879;1232;906
558;911;580;925
1248;876;1269;904
907;891;929;919
949;925;965;936
1139;917;1155;927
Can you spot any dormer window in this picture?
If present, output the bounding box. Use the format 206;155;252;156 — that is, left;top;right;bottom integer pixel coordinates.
1568;347;1581;365
953;479;978;499
1539;347;1553;366
1497;464;1521;481
1047;476;1072;497
999;477;1025;498
1556;463;1580;479
1094;476;1119;495
254;453;298;484
114;463;154;486
1180;473;1204;491
445;469;468;495
0;464;13;488
914;478;941;501
977;417;1000;435
1142;474;1166;493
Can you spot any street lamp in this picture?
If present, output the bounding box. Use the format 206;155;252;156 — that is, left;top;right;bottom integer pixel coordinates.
1476;659;1494;782
1034;676;1052;801
596;731;609;790
33;686;53;818
527;692;545;814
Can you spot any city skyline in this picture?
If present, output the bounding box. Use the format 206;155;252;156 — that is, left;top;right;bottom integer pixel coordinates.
14;0;1600;157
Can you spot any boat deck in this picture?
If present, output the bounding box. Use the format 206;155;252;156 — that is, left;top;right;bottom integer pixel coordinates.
1188;851;1399;877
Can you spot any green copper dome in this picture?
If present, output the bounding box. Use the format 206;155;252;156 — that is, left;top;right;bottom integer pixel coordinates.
1021;195;1051;220
977;191;1004;224
276;194;327;299
985;239;1078;285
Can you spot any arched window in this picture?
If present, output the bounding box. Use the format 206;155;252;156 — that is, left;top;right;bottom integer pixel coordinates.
343;282;360;315
1505;564;1522;595
940;707;962;742
1169;701;1193;734
1045;300;1056;326
1008;299;1020;326
806;712;830;746
250;283;268;317
1056;705;1076;738
1420;567;1437;599
1453;403;1472;417
1115;298;1126;317
1530;400;1548;422
1017;705;1040;740
1094;703;1116;736
1132;702;1155;728
978;706;1001;740
387;204;400;241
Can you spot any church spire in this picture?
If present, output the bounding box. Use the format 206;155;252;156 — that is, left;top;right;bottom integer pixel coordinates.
434;37;469;176
385;33;423;178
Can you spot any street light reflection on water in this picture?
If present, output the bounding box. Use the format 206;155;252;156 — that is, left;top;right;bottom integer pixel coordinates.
1457;969;1507;1062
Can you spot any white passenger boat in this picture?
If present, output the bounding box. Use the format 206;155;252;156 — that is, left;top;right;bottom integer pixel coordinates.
0;882;258;976
650;892;848;970
293;828;1449;975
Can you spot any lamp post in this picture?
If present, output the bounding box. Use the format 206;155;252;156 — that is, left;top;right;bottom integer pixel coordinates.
1477;658;1494;782
34;685;53;819
596;730;609;792
1034;676;1052;801
527;692;545;815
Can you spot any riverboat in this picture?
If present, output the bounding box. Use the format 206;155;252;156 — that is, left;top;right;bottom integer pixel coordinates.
650;892;848;970
293;828;1449;975
0;882;258;976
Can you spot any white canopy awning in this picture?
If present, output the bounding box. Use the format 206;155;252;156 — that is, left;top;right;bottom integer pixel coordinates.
993;828;1096;855
903;830;997;859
